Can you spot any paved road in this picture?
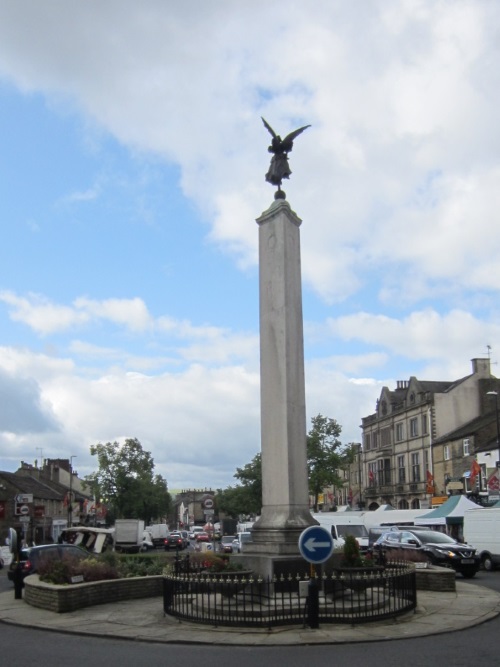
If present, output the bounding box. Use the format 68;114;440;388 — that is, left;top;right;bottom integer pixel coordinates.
0;568;499;666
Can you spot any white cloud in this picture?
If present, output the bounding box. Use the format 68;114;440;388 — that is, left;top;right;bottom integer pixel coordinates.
327;308;500;361
1;1;498;305
1;2;500;488
0;291;90;335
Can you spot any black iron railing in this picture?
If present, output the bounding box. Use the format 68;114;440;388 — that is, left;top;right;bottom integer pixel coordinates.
163;563;416;628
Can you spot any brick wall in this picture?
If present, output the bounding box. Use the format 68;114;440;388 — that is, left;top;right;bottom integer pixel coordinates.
24;574;163;613
415;566;456;592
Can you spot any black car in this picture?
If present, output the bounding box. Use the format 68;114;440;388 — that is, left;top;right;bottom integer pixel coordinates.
8;544;89;583
373;528;480;578
164;533;185;551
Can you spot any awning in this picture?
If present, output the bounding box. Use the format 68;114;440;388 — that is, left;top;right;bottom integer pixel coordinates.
414;495;481;526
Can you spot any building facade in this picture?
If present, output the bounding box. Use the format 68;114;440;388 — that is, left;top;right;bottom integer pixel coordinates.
0;459;93;546
361;358;497;510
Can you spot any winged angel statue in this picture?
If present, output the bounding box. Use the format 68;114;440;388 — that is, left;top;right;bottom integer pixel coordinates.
262;117;310;196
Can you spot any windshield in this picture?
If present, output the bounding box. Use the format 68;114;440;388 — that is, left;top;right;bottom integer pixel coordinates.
336;525;368;538
411;531;457;545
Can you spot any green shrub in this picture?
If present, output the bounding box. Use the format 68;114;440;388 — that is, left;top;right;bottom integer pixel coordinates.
341;535;364;568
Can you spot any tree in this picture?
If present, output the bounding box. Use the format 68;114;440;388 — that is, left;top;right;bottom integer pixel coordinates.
85;438;171;524
307;414;353;512
216;453;262;518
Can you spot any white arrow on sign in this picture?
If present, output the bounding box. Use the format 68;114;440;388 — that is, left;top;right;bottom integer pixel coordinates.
16;494;33;504
304;537;332;552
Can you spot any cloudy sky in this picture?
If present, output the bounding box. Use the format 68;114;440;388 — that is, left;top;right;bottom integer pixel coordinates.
1;1;500;492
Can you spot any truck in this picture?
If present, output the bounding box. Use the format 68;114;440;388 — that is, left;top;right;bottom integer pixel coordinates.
113;519;146;553
219;518;238;536
147;523;169;548
312;513;370;553
463;507;500;571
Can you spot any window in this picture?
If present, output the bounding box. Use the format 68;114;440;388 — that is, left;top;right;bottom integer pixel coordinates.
398;455;406;483
398;499;409;509
411;498;421;509
368;462;377;485
396;422;404;442
377;458;391;486
410;418;418;437
411;452;420;482
463;439;470;456
381;427;391;447
364;432;371;451
421;413;428;435
444;445;450;461
372;432;379;449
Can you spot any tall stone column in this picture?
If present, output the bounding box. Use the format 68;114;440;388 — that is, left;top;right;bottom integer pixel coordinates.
246;198;316;564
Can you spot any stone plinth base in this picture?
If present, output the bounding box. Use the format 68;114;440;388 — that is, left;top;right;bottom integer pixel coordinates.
230;553;308;580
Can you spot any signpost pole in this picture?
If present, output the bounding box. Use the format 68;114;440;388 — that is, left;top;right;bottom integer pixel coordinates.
298;526;335;630
308;564;319;629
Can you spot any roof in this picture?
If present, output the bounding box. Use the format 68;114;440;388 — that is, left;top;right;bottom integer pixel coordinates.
414;495;482;525
432;413;497;445
0;471;62;501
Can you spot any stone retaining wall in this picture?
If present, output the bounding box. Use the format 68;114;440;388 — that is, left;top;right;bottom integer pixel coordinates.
415;565;456;592
24;574;163;613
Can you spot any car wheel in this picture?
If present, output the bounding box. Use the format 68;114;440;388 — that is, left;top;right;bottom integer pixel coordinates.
461;568;477;579
482;554;495;571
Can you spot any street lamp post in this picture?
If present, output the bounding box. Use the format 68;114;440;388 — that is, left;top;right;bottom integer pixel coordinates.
68;455;77;528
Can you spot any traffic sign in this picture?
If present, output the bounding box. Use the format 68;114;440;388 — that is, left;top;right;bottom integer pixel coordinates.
298;525;334;564
15;494;33;504
15;504;30;516
202;496;214;510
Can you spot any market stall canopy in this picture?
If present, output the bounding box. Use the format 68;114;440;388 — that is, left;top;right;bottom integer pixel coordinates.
414;495;481;526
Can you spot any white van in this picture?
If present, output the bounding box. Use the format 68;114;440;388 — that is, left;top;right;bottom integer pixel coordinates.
312;513;369;552
463;507;500;571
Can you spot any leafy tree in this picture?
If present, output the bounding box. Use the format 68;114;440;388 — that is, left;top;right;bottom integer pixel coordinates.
307;414;353;512
216;453;262;518
85;438;171;524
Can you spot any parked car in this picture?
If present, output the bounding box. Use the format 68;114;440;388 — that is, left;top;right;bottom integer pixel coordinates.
178;530;190;548
368;524;430;549
373;528;480;578
189;526;205;540
218;535;236;553
195;532;210;543
7;544;89;583
232;532;252;553
164;533;185;551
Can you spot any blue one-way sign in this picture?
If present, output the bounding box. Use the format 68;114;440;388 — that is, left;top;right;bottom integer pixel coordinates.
298;525;334;564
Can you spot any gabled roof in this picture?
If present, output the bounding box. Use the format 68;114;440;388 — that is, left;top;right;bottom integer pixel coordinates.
0;471;62;500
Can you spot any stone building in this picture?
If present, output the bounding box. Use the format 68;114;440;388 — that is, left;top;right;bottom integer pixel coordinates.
0;459;92;546
360;358;498;510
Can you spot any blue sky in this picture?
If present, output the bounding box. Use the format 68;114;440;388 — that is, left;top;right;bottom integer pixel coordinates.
1;1;500;491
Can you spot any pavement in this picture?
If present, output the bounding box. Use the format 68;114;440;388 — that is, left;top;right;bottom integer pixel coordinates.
1;581;500;645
